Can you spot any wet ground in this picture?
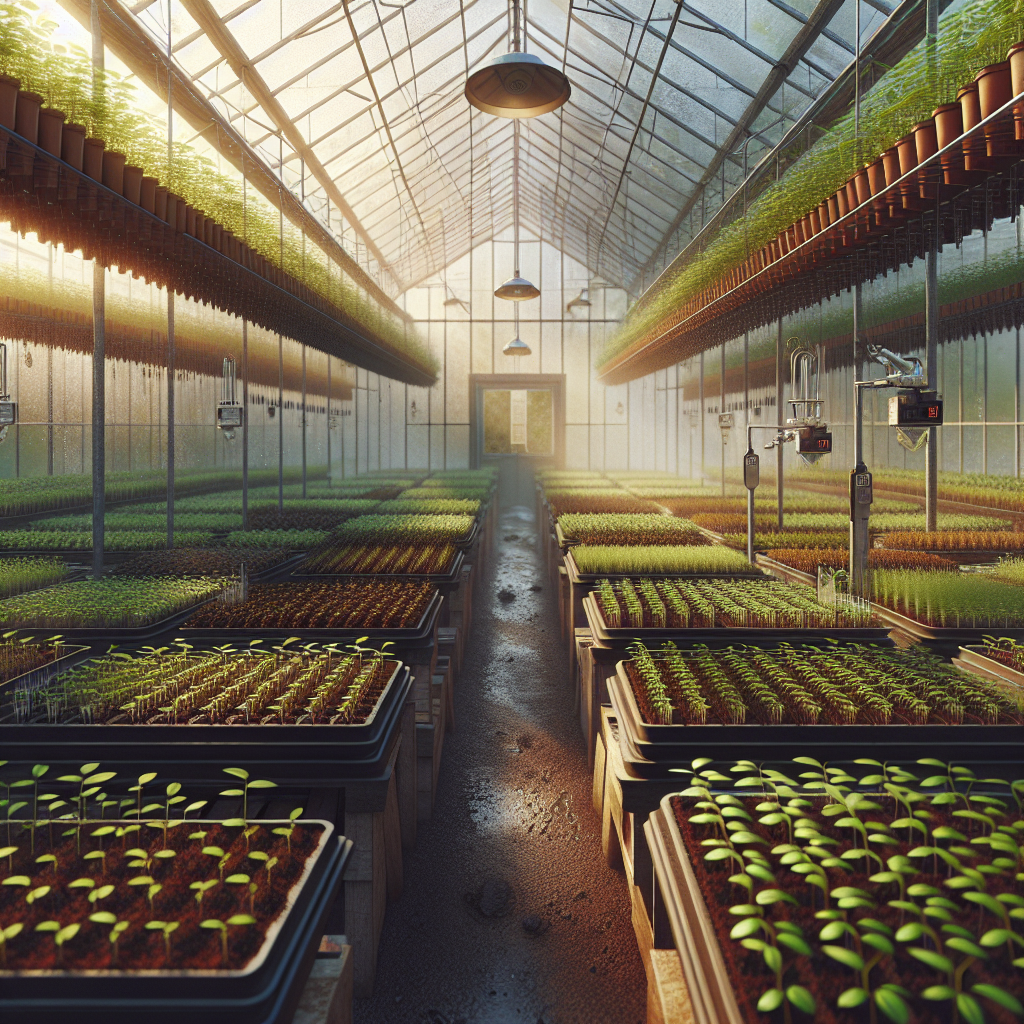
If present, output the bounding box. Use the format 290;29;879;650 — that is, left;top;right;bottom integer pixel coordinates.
354;504;646;1024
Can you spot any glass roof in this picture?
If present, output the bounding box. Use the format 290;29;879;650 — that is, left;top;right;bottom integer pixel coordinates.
135;0;896;296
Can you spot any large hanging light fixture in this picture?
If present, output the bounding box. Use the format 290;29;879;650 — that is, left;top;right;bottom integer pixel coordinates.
466;0;570;118
494;117;540;302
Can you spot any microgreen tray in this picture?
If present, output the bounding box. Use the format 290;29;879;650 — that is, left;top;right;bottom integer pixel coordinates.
582;594;891;643
179;588;442;643
0;662;411;782
293;548;464;584
565;551;764;586
870;601;1024;642
607;662;1024;772
953;644;1024;691
0;822;351;1024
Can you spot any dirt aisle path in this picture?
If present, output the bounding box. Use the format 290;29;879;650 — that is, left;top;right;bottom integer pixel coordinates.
354;503;646;1024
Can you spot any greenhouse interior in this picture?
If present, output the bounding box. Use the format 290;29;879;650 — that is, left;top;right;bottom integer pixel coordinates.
1;0;1024;1021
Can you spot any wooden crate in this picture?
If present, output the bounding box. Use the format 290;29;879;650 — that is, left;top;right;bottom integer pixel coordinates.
291;939;353;1024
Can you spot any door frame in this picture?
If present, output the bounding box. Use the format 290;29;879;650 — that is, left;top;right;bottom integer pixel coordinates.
469;373;566;468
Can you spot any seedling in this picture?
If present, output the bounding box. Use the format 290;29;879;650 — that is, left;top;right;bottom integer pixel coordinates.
202;845;231;880
144;919;179;962
190;879;218;907
273;807;304;852
88;913;130;965
34;920;80;965
200;914;257;966
220;768;277;827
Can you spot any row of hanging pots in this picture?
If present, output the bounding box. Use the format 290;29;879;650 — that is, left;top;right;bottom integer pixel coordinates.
0;75;316;304
686;45;1024;322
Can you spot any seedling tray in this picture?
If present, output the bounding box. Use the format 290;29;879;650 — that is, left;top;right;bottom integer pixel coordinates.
564;548;765;585
752;554;816;587
0;662;411;782
954;644;1024;691
607;661;1024;771
0;823;352;1024
871;601;1024;641
179;588;442;643
293;548;464;584
582;593;890;643
0;599;219;641
646;797;744;1024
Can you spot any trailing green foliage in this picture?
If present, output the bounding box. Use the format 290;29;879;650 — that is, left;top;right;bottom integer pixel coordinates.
600;0;1024;369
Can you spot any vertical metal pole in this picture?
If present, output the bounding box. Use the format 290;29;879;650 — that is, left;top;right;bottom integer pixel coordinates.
776;318;784;530
166;293;174;548
924;0;939;531
242;319;249;531
698;351;705;482
720;343;727;496
47;246;53;476
743;331;749;431
91;1;105;579
301;344;307;497
326;358;332;486
165;1;174;549
278;334;284;510
851;283;869;597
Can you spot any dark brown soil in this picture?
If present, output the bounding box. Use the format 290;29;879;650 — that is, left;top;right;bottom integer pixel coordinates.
669;796;1021;1024
0;821;324;970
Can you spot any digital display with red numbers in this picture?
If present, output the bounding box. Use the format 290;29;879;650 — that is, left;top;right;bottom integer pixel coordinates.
890;396;944;428
797;428;832;454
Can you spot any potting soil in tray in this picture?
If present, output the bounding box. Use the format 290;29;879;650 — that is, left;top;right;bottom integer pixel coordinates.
666;764;1024;1024
180;579;437;633
0;819;328;972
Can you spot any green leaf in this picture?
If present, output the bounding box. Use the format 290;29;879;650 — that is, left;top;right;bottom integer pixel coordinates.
223;768;249;780
822;945;864;970
838;988;869;1008
89;912;116;924
874;987;911;1024
945;937;988;959
226;914;256;926
922;985;956;1001
970;983;1024;1016
776;933;812;956
908;948;953;973
862;933;895;954
762;945;782;973
819;921;852;941
757;989;783;1013
785;986;815;1015
755;888;798;906
895;922;925;942
957;993;985;1024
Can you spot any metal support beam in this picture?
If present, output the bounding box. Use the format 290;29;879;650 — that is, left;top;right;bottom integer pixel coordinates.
301;344;307;498
720;342;727;497
166;291;175;548
91;0;105;581
278;334;284;512
242;318;249;531
698;351;705;482
924;0;939;532
776;318;784;532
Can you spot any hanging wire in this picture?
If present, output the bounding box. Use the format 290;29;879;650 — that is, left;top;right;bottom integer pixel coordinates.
513;117;521;276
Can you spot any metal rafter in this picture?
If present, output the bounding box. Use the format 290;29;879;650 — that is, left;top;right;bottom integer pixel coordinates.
178;0;395;284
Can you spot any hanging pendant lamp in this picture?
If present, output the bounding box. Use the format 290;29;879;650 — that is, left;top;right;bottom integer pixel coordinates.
494;116;539;301
503;302;531;357
466;0;570;118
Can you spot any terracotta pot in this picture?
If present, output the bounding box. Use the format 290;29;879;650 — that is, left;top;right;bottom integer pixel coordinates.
140;176;157;213
975;60;1013;155
60;122;86;170
185;204;196;235
0;75;19;129
1009;42;1024;140
154;186;168;221
826;194;841;224
102;149;126;193
193;212;205;239
912;119;938;196
933;102;966;183
957;81;983;169
37;107;64;156
212;222;223;251
800;215;813;244
854;167;872;206
82;137;105;180
817;200;831;230
866;159;886;203
809;207;822;235
835;187;849;218
14;89;41;143
175;198;187;233
895;134;919;200
122;164;144;204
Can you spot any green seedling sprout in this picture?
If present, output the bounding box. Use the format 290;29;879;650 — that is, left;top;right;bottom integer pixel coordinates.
0;922;23;967
34;920;80;965
145;920;179;962
25;886;50;906
89;913;130;965
10;764;49;854
190;879;218;907
272;807;303;853
200;914;256;966
0;845;16;871
128;772;158;821
247;850;278;884
220;767;277;826
35;853;58;875
202;846;231;880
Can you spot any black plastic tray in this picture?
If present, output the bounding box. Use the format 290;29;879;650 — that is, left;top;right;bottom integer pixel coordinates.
0;599;220;641
582;593;891;643
0;662;411;782
607;660;1024;773
872;602;1024;642
179;588;442;643
0;823;351;1024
